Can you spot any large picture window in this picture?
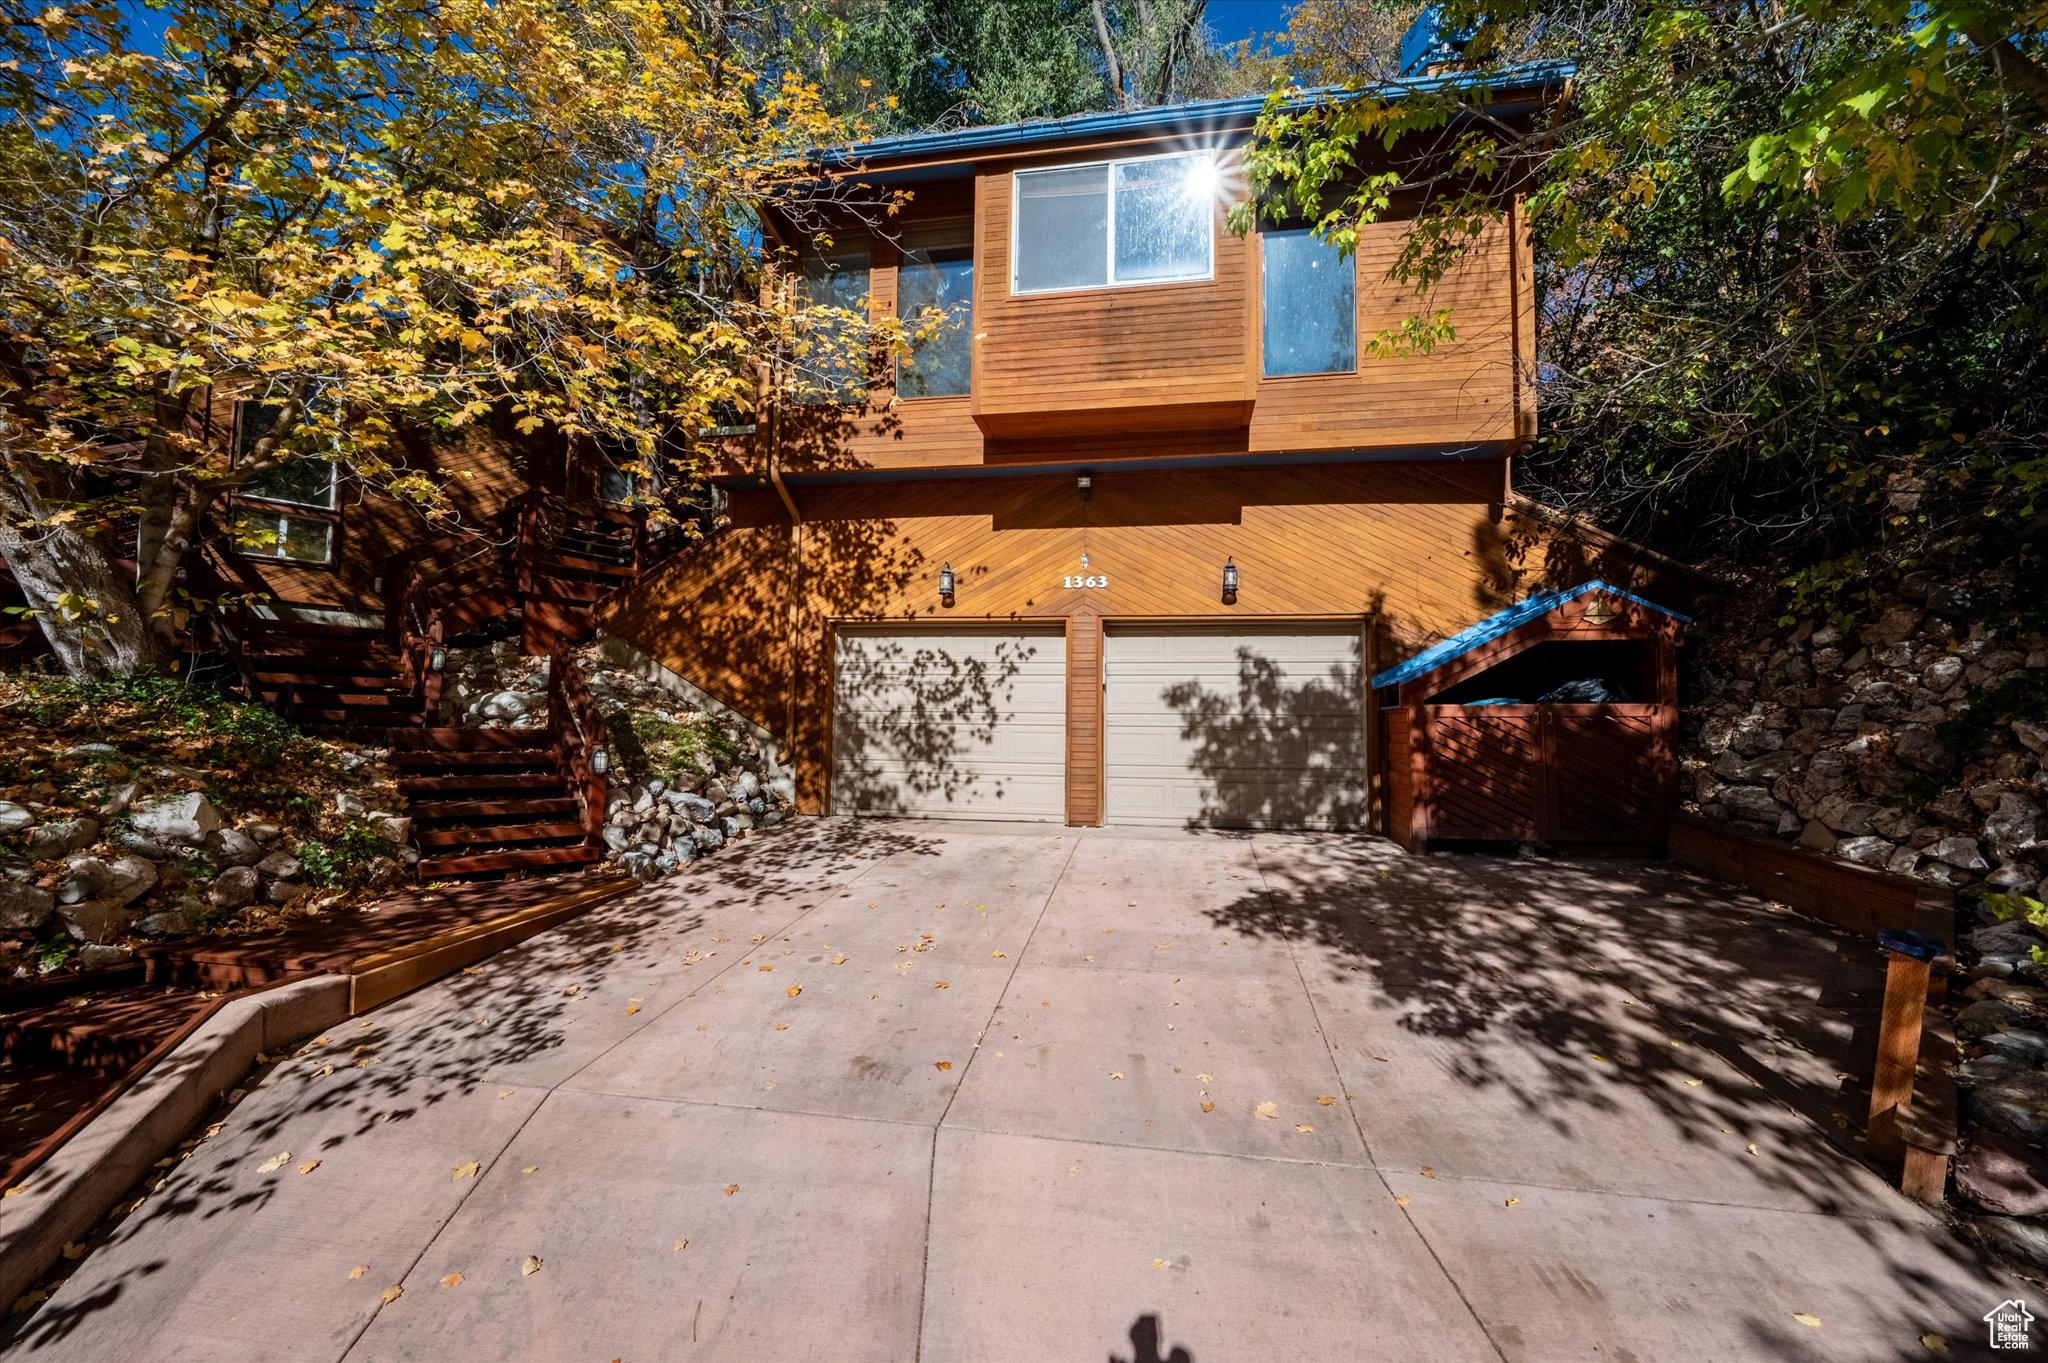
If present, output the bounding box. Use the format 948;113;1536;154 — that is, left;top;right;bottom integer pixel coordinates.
231;401;337;564
1261;228;1356;377
896;223;973;398
1012;152;1216;294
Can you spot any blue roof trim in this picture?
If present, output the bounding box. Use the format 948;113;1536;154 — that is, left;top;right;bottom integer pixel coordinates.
1369;580;1692;690
819;61;1576;169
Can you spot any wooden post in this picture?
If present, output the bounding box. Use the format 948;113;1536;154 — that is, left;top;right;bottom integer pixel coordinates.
1866;929;1942;1166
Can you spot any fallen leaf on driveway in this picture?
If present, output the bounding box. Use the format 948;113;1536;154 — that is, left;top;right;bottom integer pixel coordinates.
1504;1198;1520;1207
439;1273;463;1289
933;981;950;989
298;1161;321;1175
257;1151;291;1173
1393;1195;1411;1207
1317;1095;1337;1106
381;1286;403;1304
1200;1102;1216;1113
452;1161;480;1181
1792;1313;1821;1329
934;1061;953;1071
348;1266;366;1279
521;1165;539;1175
724;1185;740;1196
1254;1102;1277;1120
991;950;1005;958
1196;1073;1212;1083
758;965;774;972
831;954;848;965
61;1242;85;1261
521;1256;542;1276
1420;1167;1436;1179
624;1005;641;1016
1151;1259;1168;1269
1110;1071;1125;1080
676;1239;689;1252
311;1064;335;1078
774;1024;789;1031
1683;1078;1704;1087
1745;1143;1760;1157
786;985;802;998
1295;1124;1313;1133
1921;1334;1948;1354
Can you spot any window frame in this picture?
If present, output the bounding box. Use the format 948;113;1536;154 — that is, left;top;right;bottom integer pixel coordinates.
228;400;340;566
893;220;975;401
1258;226;1360;380
1009;149;1218;297
795;240;874;406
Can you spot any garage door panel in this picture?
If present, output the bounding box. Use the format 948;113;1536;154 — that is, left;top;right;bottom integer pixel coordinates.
833;628;1066;822
1104;625;1367;831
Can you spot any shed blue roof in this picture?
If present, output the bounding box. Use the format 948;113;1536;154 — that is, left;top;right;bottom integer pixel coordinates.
821;61;1575;169
1369;580;1691;690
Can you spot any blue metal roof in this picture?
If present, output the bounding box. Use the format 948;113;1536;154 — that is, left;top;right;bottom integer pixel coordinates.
820;61;1576;169
1369;580;1691;690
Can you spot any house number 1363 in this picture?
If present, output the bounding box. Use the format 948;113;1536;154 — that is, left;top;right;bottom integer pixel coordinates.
1062;573;1108;589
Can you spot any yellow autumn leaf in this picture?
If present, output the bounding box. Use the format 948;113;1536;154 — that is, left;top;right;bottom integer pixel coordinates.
257;1151;291;1173
451;1161;480;1181
1200;1101;1216;1113
831;953;848;965
1317;1095;1338;1106
724;1184;740;1196
624;1005;641;1016
1792;1313;1821;1329
298;1160;321;1175
934;1061;953;1071
521;1256;542;1276
439;1272;463;1289
1110;1071;1125;1080
1504;1197;1520;1207
1921;1334;1948;1354
381;1286;403;1304
1295;1123;1313;1133
786;985;801;998
1394;1195;1411;1207
1255;1102;1277;1120
348;1265;367;1279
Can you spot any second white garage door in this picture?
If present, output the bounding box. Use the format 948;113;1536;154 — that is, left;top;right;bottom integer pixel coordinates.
1104;624;1367;830
832;626;1066;821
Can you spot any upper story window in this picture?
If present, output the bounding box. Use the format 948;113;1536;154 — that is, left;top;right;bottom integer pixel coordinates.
1012;151;1216;295
896;222;973;398
1261;228;1356;378
798;243;871;403
231;400;337;564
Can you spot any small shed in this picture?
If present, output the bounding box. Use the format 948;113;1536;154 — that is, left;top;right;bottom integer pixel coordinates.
1372;580;1689;849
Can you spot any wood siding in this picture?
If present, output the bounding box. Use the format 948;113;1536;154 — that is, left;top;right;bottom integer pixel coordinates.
599;459;1619;819
738;142;1537;478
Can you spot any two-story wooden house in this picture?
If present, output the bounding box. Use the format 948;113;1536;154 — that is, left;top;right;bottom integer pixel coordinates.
597;64;1628;834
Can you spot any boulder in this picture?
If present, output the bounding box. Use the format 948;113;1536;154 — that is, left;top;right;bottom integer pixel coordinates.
1968;1070;2048;1143
1815;797;1881;835
136;907;197;938
334;791;368;818
96;782;139;818
110;828;168;861
256;851;303;882
677;794;717;824
203;827;264;868
1958;999;2030;1040
207;864;260;910
130;792;222;844
475;690;533;721
0;881;56;933
2015;719;2048;755
1986;794;2045;861
1835;835;1894;868
1983;1030;2048;1065
759;809;787;829
367;813;412;847
616;850;657;880
1973;1215;2048;1274
1892;725;1952;774
245;821;283;845
602;825;632;852
363;856;404;890
56;856;113;906
267;879;312;907
86;854;154;907
58;898;134;944
690;826;725;853
734;771;762;799
75;943;135;970
24;817;99;861
0;801;33;834
1923;656;1965;692
1933;836;1989;870
1719;786;1782;823
1861;605;1923;646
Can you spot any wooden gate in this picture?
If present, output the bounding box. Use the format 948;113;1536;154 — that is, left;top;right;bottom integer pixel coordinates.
1408;703;1672;844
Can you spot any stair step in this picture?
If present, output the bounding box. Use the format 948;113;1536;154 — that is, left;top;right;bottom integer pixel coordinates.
399;772;564;795
273;689;412;709
407;789;581;810
244;620;386;642
290;706;426;724
528;550;637;577
391;747;557;769
416;820;586;849
252;670;404;688
387;727;556;751
0;986;218;1074
417;844;606;877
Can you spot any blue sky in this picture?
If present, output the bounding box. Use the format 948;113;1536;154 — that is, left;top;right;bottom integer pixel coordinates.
1206;0;1296;47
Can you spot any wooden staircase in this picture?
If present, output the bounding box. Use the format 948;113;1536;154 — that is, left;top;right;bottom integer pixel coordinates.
194;490;641;880
395;728;606;878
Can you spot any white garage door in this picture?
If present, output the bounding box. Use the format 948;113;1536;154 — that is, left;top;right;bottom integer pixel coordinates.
1104;624;1367;830
832;626;1066;821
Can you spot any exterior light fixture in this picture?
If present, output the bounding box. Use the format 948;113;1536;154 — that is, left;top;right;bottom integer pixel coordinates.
1221;557;1239;600
589;745;610;776
1582;594;1617;626
939;562;956;604
1077;474;1093;501
428;645;448;672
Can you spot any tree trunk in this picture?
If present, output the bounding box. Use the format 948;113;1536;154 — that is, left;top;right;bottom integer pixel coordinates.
0;459;164;679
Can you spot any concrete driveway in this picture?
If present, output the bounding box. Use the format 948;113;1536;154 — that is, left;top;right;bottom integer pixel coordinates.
2;821;2021;1361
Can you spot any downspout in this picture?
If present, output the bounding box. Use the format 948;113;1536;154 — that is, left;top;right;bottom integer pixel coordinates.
760;306;807;776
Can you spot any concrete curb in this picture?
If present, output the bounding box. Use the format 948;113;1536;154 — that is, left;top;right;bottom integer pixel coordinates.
0;975;349;1312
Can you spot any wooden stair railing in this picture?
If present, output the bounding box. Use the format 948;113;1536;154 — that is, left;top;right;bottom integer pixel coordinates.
546;647;608;845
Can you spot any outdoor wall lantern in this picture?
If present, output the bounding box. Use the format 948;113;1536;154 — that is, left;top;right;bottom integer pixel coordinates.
1077;474;1093;502
939;562;956;605
589;745;611;776
1582;595;1618;626
1221;557;1239;602
428;645;448;672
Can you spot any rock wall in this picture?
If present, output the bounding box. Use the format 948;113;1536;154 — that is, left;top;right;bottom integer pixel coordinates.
439;641;796;881
1685;589;2047;902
